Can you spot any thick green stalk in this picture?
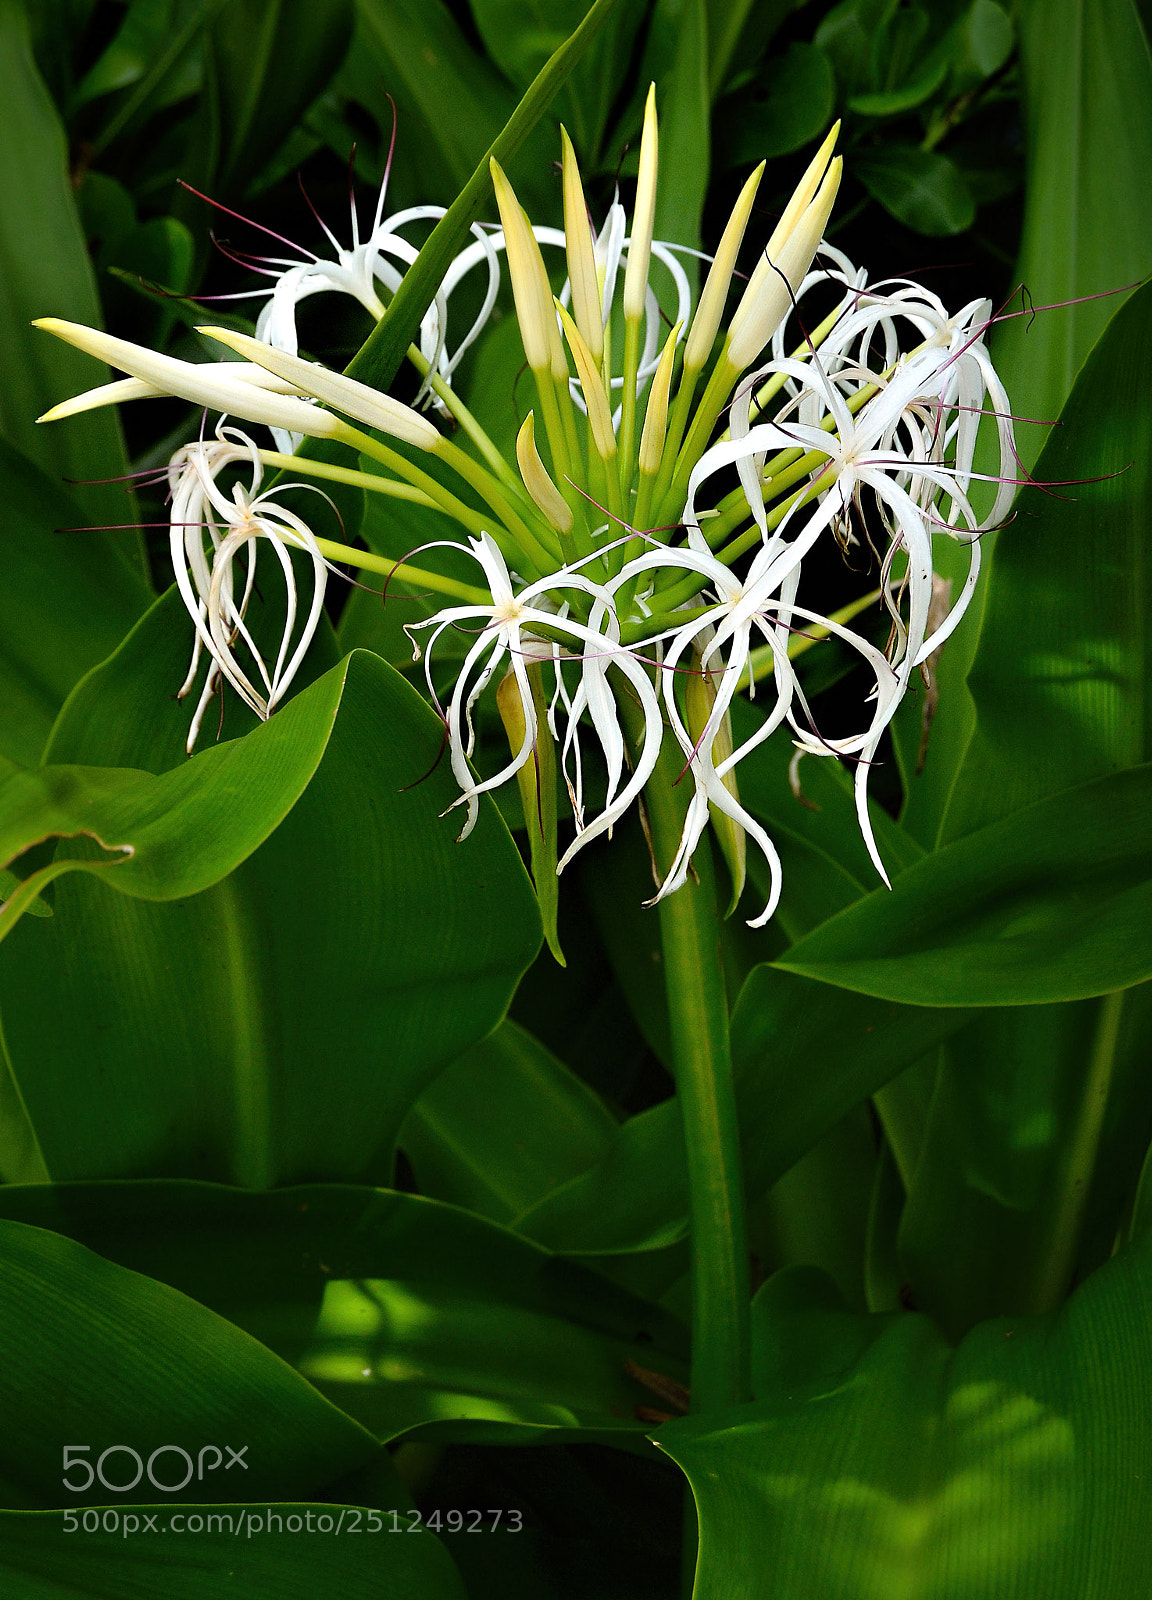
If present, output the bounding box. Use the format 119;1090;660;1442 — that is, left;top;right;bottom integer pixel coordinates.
1030;989;1126;1312
630;712;751;1413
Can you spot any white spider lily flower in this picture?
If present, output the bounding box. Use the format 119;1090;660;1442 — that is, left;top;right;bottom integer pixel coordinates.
405;533;664;855
34;318;344;440
612;543;802;925
199;166;501;414
167;426;328;752
681;309;1016;881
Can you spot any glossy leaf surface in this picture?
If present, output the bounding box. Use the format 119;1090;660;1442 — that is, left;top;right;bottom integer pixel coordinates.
660;1232;1152;1598
0;1217;377;1509
0;439;148;768
0;1183;687;1448
944;279;1152;838
0;603;540;1184
400;1020;618;1224
779;764;1152;1006
996;0;1152;470
517;967;969;1253
0;1;134;535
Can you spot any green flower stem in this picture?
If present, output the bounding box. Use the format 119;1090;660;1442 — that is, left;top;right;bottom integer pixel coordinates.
535;374;589;559
257;452;440;510
406;346;527;499
335;425;503;544
312;539;490;605
617;315;644;497
623;698;751;1414
1030;989;1127;1314
653;368;699;500
436;436;563;572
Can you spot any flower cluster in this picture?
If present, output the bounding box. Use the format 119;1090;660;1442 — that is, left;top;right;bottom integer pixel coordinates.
36;92;1015;926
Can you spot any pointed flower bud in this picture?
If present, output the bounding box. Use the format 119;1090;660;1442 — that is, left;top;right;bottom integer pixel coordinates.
490;158;565;376
683;162;764;373
622;84;659;324
638;320;683;477
36;365;307;424
555;300;616;463
560;126;604;364
516;413;573;534
197;326;441;451
34;318;343;439
726;148;842;373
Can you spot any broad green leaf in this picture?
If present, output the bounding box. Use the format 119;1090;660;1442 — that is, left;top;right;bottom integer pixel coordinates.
648;0;711;291
517;967;969;1253
0;0;136;542
897;987;1152;1340
0;438;149;768
944;279;1152;839
2;1505;465;1599
0;622;352;933
207;0;354;197
707;0;791;98
748;1106;878;1312
0;1217;377;1509
0;598;541;1184
950;0;1013;89
399;1019;618;1224
854;144;975;235
347;0;624;396
721;43;836;165
659;1233;1152;1598
0;1183;688;1448
466;0;646;165
353;0;520;194
995;0;1152;472
70;0;206;114
778;763;1152;1006
0;1031;47;1185
814;0;896;98
848;58;947;117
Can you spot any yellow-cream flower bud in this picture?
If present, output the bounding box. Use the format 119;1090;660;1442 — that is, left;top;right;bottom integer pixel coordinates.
622;84;659;324
726;145;842;374
638;320;682;478
196;327;442;451
34;318;343;439
490;158;565;376
555;300;616;463
516;413;573;534
560;126;603;364
683;162;765;373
